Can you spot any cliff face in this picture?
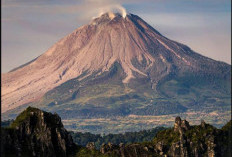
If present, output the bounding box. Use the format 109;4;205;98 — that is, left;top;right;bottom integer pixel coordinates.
1;107;76;157
98;117;231;157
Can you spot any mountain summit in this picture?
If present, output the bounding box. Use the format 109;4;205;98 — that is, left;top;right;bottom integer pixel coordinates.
2;13;230;128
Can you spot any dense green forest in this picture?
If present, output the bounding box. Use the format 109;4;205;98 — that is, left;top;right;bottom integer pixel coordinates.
69;127;165;149
2;119;164;150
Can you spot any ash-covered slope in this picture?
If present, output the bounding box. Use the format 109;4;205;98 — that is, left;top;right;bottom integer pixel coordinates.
2;13;231;121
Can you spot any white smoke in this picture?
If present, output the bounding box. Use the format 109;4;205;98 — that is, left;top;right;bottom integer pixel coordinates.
85;0;127;19
98;4;127;18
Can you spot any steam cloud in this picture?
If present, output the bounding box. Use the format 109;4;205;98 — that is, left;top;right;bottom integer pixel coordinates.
98;4;127;18
84;0;127;19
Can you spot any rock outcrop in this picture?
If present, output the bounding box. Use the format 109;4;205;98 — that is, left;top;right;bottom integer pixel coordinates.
86;142;95;150
1;107;77;157
100;142;156;157
1;108;231;157
167;117;231;157
98;117;231;157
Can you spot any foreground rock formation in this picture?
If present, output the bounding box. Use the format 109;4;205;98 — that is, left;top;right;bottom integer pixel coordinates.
1;107;77;157
1;107;231;157
98;117;231;157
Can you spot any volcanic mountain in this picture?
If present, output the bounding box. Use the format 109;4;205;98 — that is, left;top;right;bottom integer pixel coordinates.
2;13;231;124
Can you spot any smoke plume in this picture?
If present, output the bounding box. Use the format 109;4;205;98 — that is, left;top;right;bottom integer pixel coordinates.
83;0;127;19
98;4;127;18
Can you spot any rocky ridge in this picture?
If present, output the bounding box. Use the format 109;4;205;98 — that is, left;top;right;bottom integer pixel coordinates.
96;117;231;157
1;107;231;157
1;107;77;157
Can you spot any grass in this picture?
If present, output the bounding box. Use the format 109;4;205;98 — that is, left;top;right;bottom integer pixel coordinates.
10;107;40;128
70;84;129;104
73;147;118;157
74;148;102;157
185;125;216;144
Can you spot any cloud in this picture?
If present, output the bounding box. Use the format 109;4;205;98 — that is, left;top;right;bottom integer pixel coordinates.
2;0;130;24
58;0;129;19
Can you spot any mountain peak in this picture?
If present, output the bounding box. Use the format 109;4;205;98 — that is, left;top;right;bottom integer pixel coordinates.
1;12;230;115
104;12;127;19
91;12;129;25
97;4;127;18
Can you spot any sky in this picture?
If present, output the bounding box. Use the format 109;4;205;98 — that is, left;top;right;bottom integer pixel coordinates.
1;0;231;73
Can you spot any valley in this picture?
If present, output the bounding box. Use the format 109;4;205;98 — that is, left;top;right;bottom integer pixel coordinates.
63;110;230;134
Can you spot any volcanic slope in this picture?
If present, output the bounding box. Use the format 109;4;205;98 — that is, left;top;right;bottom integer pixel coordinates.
2;13;231;122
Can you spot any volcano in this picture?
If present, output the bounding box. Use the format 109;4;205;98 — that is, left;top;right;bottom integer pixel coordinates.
2;13;231;128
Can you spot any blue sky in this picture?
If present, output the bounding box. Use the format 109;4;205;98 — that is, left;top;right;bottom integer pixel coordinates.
2;0;231;72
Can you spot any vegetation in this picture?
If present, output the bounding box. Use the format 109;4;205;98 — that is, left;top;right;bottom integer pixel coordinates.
153;128;180;146
2;66;230;134
74;148;114;157
221;120;232;132
151;120;232;154
185;124;216;144
10;107;40;128
2;106;231;157
70;127;165;149
72;120;231;156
